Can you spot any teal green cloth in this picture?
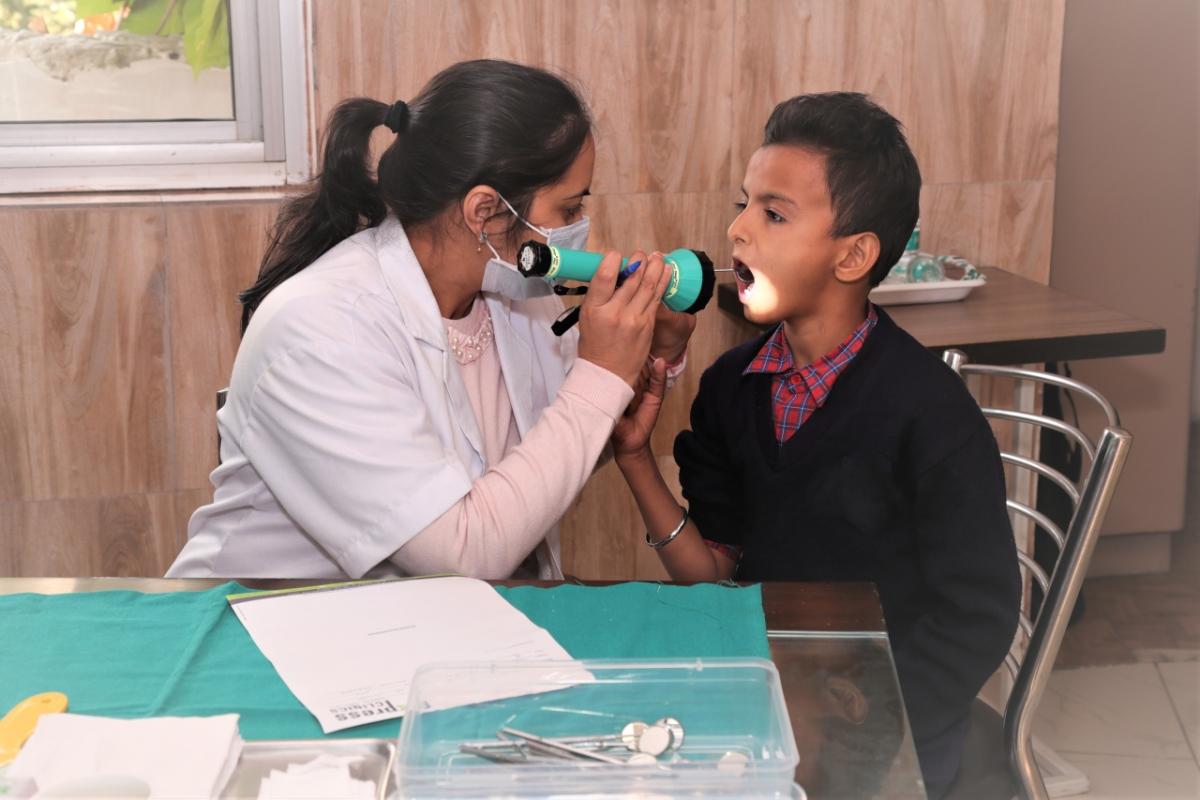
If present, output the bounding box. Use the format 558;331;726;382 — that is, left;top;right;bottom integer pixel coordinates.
0;581;768;741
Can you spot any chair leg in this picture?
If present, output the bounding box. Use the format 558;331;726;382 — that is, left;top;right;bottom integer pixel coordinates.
1011;725;1050;799
1031;737;1091;798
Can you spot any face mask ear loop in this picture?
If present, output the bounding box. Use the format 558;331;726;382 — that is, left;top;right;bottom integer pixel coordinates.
481;231;505;264
497;193;553;240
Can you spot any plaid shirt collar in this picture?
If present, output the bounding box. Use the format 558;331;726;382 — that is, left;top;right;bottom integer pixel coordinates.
743;305;879;391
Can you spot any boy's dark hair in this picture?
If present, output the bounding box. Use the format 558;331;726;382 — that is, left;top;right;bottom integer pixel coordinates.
763;92;921;287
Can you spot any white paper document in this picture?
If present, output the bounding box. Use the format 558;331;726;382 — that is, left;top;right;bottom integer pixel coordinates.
229;577;581;733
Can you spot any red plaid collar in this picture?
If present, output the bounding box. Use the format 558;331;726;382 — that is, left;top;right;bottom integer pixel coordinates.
743;305;878;388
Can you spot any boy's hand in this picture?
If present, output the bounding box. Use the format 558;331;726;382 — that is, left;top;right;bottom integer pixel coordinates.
612;357;669;462
625;360;652;417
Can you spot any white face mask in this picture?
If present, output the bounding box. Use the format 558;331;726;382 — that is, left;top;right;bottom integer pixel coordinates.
482;193;591;271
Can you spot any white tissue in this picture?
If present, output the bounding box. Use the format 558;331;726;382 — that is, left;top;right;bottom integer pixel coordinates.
8;713;241;800
256;754;376;799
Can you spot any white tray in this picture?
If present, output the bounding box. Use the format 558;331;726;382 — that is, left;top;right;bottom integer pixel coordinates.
869;276;986;306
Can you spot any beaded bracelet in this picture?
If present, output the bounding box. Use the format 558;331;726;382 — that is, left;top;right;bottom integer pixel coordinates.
646;507;689;550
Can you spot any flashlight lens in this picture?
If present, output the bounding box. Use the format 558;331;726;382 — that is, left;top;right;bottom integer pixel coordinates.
519;244;536;272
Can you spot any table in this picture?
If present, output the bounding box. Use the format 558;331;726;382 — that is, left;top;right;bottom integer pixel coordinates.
0;579;925;799
717;267;1166;364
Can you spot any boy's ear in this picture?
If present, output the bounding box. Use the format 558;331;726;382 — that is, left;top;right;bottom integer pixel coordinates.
834;232;880;284
823;675;869;724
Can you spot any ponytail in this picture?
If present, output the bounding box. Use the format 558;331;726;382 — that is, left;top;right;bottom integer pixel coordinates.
239;98;390;332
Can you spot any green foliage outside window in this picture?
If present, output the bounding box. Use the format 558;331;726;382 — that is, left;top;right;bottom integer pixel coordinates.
1;0;229;75
0;0;78;32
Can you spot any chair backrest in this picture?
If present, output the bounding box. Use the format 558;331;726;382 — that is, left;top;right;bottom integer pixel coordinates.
942;350;1132;800
215;388;229;465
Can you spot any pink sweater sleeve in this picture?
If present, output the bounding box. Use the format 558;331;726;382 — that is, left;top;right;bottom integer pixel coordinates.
389;359;633;578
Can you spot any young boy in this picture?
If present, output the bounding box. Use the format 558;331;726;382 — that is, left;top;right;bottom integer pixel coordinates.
613;93;1020;798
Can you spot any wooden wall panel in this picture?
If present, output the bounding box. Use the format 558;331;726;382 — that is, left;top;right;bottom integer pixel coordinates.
732;0;916;184
548;0;735;194
311;0;404;132
921;180;1055;283
384;1;546;99
908;0;1065;184
0;207;170;504
166;202;278;489
314;1;734;195
0;490;207;577
0;219;28;502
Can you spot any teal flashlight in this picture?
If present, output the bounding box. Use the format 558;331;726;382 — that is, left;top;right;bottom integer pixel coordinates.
516;240;716;315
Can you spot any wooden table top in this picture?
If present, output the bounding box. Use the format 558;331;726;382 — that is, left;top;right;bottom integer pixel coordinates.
717;266;1166;364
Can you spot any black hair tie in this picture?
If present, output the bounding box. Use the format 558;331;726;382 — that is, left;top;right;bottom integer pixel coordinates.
383;100;409;134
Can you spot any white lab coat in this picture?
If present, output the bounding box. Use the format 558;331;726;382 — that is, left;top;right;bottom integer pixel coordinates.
166;217;576;579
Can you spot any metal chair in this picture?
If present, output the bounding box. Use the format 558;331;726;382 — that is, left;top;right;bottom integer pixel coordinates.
941;350;1132;800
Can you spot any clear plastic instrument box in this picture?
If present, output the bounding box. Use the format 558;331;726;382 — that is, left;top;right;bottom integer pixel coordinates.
394;658;802;799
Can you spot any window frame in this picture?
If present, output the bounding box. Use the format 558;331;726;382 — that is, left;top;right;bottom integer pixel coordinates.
0;0;312;194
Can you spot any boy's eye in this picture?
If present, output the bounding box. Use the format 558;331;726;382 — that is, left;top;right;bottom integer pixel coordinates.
766;209;785;223
733;201;747;211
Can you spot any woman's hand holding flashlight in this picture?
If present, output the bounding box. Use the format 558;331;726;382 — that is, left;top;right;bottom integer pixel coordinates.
577;250;672;389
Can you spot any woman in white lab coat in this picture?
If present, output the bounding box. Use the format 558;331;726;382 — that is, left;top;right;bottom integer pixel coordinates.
166;60;693;581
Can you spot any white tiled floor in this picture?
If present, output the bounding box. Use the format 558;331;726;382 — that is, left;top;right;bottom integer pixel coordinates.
1160;662;1200;763
1033;660;1200;799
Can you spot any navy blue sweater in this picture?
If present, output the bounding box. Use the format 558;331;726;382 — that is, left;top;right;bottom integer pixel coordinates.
675;307;1020;753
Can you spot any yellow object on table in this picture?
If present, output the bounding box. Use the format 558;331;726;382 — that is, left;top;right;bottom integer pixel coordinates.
0;692;68;767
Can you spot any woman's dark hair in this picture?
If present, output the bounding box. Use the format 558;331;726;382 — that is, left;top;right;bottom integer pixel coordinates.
239;59;593;332
763;92;921;287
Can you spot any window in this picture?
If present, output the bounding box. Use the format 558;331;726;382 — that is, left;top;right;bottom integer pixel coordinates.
0;0;311;193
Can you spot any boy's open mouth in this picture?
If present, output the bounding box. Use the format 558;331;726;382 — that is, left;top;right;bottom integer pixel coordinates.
732;257;755;287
